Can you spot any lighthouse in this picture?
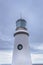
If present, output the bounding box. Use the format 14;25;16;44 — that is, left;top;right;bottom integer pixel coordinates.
12;18;32;65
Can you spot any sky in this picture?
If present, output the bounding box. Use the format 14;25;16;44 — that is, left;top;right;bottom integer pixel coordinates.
0;0;43;64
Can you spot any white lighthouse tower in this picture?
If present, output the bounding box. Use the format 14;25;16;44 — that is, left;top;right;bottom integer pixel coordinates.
12;18;32;65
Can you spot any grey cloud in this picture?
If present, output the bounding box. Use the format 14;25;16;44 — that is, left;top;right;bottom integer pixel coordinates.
0;0;43;54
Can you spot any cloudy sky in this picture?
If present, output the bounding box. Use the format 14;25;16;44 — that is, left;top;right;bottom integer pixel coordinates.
0;0;43;64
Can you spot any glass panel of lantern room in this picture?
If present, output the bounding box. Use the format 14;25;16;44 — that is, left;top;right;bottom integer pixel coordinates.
16;21;21;28
21;21;26;28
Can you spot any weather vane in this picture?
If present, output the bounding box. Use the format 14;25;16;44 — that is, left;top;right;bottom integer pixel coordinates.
20;12;23;19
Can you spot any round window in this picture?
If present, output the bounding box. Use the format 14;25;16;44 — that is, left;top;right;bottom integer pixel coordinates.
17;44;23;50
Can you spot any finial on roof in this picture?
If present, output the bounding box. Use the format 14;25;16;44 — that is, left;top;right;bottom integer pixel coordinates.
20;12;22;19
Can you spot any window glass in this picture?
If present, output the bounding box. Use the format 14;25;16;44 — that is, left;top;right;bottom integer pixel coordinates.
17;44;23;50
16;20;26;28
